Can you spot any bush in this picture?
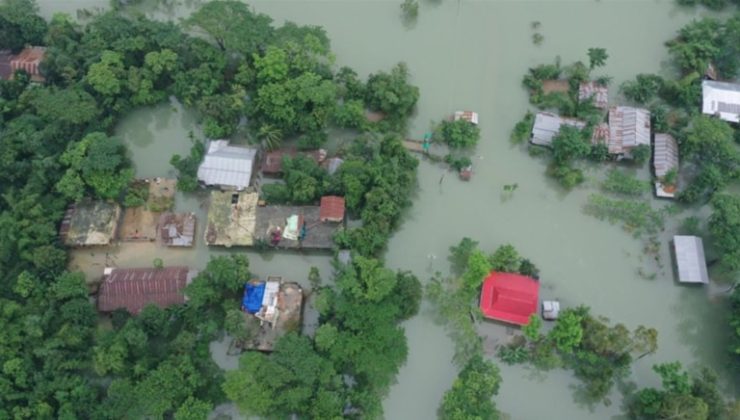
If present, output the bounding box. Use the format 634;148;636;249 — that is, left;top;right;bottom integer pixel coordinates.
437;119;480;149
601;169;648;196
297;131;328;150
510;111;535;144
583;194;665;236
589;144;610;162
170;140;205;192
261;183;290;203
549;164;585;189
444;154;472;171
630;144;651;165
123;182;149;208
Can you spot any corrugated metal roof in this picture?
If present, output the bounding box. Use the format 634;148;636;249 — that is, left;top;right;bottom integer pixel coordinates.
454;111;479;125
579;81;609;109
98;266;197;313
653;133;679;178
608;106;650;154
702;80;740;123
197;140;257;190
673;236;709;284
319;196;345;222
530;112;586;147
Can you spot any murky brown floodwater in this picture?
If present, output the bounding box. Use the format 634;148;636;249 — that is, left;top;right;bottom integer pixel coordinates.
40;0;737;418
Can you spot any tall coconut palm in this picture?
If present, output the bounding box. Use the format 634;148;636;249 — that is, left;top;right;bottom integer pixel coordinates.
258;124;283;151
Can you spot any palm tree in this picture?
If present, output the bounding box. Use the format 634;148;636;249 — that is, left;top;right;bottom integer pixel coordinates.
258;124;283;151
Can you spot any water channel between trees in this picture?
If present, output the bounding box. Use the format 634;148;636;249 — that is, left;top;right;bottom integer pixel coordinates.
39;0;737;418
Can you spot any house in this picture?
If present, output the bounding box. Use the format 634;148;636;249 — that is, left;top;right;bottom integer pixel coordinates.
579;81;608;109
702;80;740;123
653;133;679;198
205;191;259;247
454;111;479;125
97;266;198;314
319;196;345;223
607;106;651;156
673;236;709;284
159;212;196;247
479;272;539;325
0;50;13;80
530;112;586;147
9;47;46;83
590;122;610;146
325;157;344;175
59;201;121;247
197;140;258;190
254;205;340;250
261;148;326;177
240;278;303;351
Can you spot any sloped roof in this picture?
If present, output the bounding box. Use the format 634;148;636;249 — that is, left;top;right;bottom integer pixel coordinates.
480;272;539;325
10;47;45;81
608;106;651;154
197;140;258;190
530;112;586;147
702;80;740;123
454;111;479;125
579;81;608;109
673;236;709;284
319;196;345;222
98;267;197;313
653;133;679;178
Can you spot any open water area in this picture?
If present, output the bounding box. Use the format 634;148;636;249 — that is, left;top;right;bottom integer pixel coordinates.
39;0;738;418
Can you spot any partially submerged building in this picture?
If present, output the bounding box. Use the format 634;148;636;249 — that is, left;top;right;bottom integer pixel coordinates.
579;81;608;109
240;278;303;351
607;106;651;157
480;272;539;326
260;148;326;177
653;133;679;198
10;47;45;83
197;140;258;190
60;201;121;247
159;212;196;247
205;191;258;247
530;112;586;147
702;80;740;123
97;266;198;314
120;178;176;242
319;196;346;223
454;111;479;125
673;236;709;284
254;204;341;250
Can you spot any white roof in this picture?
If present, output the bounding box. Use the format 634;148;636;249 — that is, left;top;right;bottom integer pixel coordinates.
530;112;586;147
197;140;257;190
454;111;479;125
702;80;740;123
673;235;709;284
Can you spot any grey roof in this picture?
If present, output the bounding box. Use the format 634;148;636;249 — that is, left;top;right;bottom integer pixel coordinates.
653;133;679;178
530;112;586;147
326;157;344;175
197;140;257;190
608;106;651;154
578;81;608;109
702;80;740;123
673;236;709;284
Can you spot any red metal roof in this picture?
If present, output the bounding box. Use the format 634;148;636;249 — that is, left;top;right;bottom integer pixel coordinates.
480;272;539;325
319;196;345;222
98;267;194;314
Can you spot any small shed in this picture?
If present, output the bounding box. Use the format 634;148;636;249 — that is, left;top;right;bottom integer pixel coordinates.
653;133;679;198
197;140;258;190
9;47;45;82
325;157;344;175
530;112;586;147
579;81;608;109
702;80;740;123
542;300;560;320
454;111;479;125
159;212;196;247
97;266;198;314
319;196;346;223
480;272;539;326
607;106;651;156
673;236;709;284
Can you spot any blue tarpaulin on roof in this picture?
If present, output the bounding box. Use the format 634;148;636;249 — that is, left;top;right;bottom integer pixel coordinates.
243;282;265;314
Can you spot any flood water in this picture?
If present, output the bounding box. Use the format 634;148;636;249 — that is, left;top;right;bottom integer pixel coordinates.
41;0;739;418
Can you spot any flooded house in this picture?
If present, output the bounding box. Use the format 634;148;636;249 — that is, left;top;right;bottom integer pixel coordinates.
653;133;679;198
0;47;46;82
480;272;539;326
530;112;586;147
59;200;121;247
97;266;198;314
197;140;258;190
606;106;651;158
673;236;709;285
578;81;608;109
702;80;740;123
260;148;326;177
319;196;346;223
120;178;176;242
254;200;343;250
238;278;304;352
453;110;479;125
205;191;259;247
159;212;196;247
